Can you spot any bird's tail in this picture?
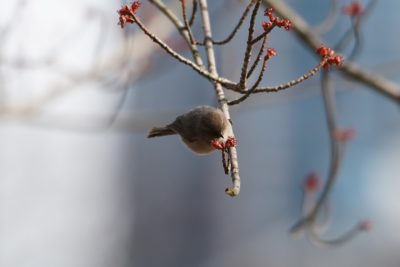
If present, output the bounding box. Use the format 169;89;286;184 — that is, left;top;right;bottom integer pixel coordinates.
147;126;176;138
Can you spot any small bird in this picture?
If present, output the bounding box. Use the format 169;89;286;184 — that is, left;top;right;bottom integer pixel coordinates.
147;106;233;155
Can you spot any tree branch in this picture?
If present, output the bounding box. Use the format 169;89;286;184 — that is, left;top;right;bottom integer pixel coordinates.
238;0;261;90
149;0;203;66
263;0;400;102
131;13;238;89
206;0;255;45
198;0;240;196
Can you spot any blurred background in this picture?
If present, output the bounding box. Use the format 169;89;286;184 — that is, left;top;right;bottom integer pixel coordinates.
1;0;400;266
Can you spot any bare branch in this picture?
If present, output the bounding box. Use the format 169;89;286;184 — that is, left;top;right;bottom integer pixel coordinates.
238;0;262;90
307;221;368;248
189;0;198;27
229;51;270;105
199;0;240;196
250;59;327;93
180;0;197;45
247;35;267;78
209;0;255;45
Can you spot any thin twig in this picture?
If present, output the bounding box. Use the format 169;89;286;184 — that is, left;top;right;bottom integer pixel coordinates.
222;150;229;175
250;22;276;45
198;0;241;196
238;0;262;90
229;53;269;105
208;0;255;45
189;0;198;27
301;186;331;236
180;0;196;45
347;18;363;61
307;221;366;248
247;35;267;78
250;59;327;93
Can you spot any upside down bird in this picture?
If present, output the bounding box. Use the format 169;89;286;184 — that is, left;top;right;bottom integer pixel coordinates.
148;106;234;155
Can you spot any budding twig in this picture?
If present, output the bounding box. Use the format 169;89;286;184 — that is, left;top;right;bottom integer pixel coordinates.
263;0;400;102
250;22;276;45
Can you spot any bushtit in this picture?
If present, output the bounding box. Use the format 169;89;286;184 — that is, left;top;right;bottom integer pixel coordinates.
148;106;233;155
